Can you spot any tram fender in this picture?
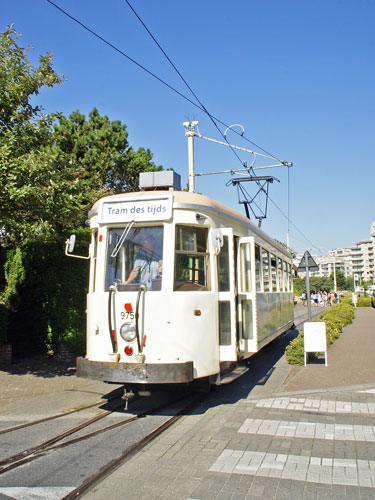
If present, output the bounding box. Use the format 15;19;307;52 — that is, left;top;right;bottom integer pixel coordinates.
76;357;194;384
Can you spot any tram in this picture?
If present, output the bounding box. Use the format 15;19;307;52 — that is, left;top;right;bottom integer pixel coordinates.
69;170;294;391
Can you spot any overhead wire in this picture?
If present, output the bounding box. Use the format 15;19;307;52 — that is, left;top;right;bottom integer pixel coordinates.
44;0;320;252
123;0;285;222
45;0;280;163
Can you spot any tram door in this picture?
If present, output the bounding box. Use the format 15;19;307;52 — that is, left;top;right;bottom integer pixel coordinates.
236;237;256;353
217;228;237;361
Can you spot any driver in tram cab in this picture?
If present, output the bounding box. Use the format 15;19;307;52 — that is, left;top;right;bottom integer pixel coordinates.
124;233;162;290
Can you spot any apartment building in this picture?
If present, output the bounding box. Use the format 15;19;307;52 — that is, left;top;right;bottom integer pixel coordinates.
295;221;375;282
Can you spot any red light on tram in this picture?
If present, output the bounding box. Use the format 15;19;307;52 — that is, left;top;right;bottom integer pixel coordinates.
124;346;133;356
99;234;103;242
124;303;132;312
194;310;202;316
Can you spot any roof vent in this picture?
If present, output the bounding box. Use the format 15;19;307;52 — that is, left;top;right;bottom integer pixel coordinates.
139;171;181;191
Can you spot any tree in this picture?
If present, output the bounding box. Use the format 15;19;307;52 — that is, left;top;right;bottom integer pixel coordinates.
310;276;333;292
0;26;162;244
0;25;64;243
0;25;63;132
332;270;346;291
53;108;162;196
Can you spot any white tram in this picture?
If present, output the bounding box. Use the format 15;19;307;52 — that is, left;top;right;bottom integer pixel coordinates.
73;171;294;389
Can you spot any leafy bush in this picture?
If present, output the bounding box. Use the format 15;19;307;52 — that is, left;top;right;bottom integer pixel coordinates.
340;295;371;307
285;303;355;365
358;296;371;307
1;229;90;356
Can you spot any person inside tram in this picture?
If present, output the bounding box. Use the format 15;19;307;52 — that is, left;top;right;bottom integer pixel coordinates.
124;233;162;290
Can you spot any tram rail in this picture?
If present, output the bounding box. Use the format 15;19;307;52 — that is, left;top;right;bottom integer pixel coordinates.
0;391;198;479
61;392;204;500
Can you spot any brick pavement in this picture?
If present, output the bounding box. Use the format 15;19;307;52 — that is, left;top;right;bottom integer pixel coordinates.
0;358;117;419
0;307;374;499
80;307;375;500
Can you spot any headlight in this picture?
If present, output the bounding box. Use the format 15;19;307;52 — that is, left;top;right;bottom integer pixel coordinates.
119;322;137;342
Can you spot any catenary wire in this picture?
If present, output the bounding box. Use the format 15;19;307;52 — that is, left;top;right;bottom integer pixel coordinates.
45;0;280;163
124;0;244;167
44;0;319;252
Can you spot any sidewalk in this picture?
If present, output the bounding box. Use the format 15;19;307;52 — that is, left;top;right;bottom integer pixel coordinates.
282;307;375;392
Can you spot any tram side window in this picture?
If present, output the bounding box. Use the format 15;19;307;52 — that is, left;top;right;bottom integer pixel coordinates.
283;261;288;291
218;236;230;292
105;226;164;291
239;242;252;293
219;301;231;345
255;244;262;291
270;254;277;292
277;258;283;292
174;226;210;291
288;263;293;291
262;248;270;292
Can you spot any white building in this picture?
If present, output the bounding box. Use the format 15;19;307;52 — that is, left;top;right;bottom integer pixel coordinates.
295;221;375;283
350;221;375;282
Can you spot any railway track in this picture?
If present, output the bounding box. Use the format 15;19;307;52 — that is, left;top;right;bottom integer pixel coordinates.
0;389;203;499
62;392;203;500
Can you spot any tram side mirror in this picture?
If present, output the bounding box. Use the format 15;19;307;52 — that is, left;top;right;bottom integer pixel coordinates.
67;234;76;253
211;229;224;255
64;234;90;260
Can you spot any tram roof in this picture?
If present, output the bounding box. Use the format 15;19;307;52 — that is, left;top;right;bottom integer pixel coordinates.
90;190;290;258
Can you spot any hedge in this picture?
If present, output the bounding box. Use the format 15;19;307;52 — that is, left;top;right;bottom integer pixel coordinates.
285;303;355;365
341;295;371;307
0;228;90;357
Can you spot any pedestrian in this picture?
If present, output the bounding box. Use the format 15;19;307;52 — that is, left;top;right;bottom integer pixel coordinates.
352;292;358;308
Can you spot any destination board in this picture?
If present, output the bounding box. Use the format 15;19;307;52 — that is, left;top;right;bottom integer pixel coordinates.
98;195;173;223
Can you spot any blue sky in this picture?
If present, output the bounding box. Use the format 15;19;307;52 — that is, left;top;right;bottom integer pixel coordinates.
1;0;374;254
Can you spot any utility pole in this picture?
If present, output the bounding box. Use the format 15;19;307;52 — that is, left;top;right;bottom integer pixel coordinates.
183;120;198;192
333;256;337;293
305;252;312;323
297;251;319;323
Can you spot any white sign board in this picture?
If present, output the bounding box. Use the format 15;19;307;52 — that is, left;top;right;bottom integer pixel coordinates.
98;195;173;223
303;321;327;366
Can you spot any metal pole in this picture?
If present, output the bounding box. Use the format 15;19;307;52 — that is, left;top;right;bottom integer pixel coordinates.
333;257;337;293
187;129;195;193
305;252;312;322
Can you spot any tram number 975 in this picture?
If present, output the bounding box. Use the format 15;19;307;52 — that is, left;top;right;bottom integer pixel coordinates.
121;311;135;320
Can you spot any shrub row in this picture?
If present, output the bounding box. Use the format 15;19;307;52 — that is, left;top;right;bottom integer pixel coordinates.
340;296;371;307
0;228;90;357
285;303;355;366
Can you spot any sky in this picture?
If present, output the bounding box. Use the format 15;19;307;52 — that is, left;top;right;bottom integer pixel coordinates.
1;0;374;255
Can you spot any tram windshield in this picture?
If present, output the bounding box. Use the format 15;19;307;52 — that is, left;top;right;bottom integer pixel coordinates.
105;226;163;291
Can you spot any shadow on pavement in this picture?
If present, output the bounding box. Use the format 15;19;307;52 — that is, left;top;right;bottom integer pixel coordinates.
0;356;77;378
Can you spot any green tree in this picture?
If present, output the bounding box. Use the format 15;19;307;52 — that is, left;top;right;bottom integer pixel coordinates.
293;275;305;296
53;108;162;196
332;270;346;291
0;25;64;243
0;25;63;131
0;26;162;244
310;276;333;292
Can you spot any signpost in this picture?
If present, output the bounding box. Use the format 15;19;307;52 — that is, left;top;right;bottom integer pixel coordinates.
297;251;319;322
